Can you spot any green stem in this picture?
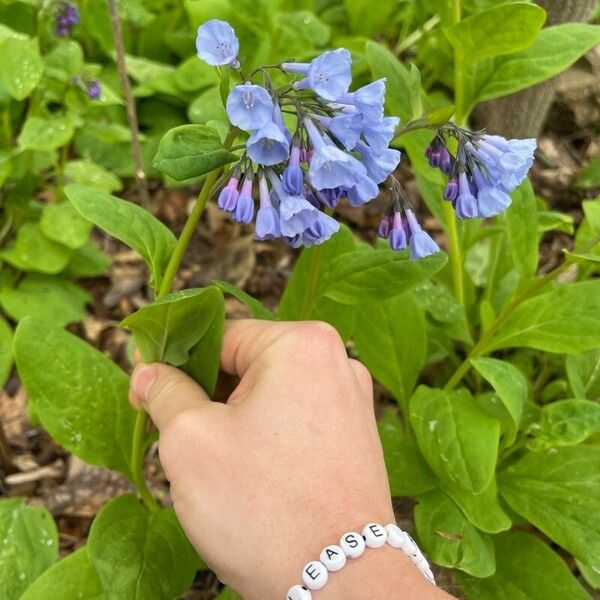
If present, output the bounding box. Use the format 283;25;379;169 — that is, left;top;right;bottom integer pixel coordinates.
2;108;11;147
443;201;465;308
130;127;238;511
300;244;325;319
395;15;441;54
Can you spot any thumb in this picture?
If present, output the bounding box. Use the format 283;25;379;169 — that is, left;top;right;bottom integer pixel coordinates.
129;363;224;430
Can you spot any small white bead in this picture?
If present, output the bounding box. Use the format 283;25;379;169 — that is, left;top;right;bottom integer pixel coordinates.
302;561;328;591
362;523;387;548
286;584;312;600
424;568;436;584
339;531;366;558
385;523;406;548
319;544;347;572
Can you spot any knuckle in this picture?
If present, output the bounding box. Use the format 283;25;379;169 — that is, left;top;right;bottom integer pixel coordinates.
349;358;372;387
158;408;201;464
294;320;345;352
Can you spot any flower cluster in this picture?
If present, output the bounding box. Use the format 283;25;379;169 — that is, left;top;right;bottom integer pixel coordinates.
72;76;101;101
54;1;79;37
196;19;439;257
426;126;536;219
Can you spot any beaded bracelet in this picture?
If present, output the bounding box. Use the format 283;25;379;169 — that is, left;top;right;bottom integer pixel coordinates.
286;523;435;599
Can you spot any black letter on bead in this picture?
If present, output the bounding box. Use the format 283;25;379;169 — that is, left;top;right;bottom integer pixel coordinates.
344;534;358;548
369;524;384;537
326;547;339;560
305;564;319;580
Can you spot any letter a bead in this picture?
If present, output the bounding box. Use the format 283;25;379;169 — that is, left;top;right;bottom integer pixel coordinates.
302;561;328;590
287;584;312;600
340;531;366;558
362;523;387;548
319;544;347;572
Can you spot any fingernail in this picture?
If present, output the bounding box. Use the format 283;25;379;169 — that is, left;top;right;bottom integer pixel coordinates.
131;364;157;403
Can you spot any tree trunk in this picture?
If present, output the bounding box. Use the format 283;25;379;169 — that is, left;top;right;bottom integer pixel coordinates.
472;0;596;138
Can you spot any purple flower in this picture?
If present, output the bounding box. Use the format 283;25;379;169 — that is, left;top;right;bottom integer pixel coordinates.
471;165;511;217
444;178;458;201
304;119;366;190
389;212;407;251
455;172;478;219
315;113;362;151
282;146;304;195
226;83;273;131
362;116;399;153
377;215;393;239
283;49;352;101
55;2;79;37
217;175;239;211
356;140;401;184
233;176;254;224
86;80;101;100
346;172;379;207
246;121;290;166
315;187;343;209
255;175;280;240
301;212;340;246
196;19;240;68
405;209;439;260
337;79;387;123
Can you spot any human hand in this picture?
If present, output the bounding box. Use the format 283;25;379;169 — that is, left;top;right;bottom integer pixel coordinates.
130;320;448;599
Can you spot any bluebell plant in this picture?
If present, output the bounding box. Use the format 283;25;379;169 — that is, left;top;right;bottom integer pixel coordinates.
54;1;79;38
196;19;536;261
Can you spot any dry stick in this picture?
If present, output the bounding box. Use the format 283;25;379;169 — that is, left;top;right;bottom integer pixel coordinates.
106;0;151;208
0;418;16;474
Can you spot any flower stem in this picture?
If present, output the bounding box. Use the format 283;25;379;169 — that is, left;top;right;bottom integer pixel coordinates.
300;244;325;319
130;126;238;510
395;15;441;55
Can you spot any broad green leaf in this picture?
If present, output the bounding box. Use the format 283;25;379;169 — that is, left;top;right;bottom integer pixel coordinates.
503;179;538;279
471;357;526;446
0;498;58;600
408;63;423;119
20;547;104;600
456;531;590;600
65;160;123;193
567;251;600;265
566;349;600;400
214;279;275;320
414;490;495;577
487;280;600;353
412;280;465;324
0;37;43;100
43;39;83;82
0;274;90;325
0;223;71;274
153;124;236;181
64;242;111;278
14;318;136;479
40;202;93;250
0;315;13;388
441;478;511;534
344;0;396;38
354;292;426;408
410;386;500;494
527;399;600;451
378;411;437;497
65;184;176;291
499;445;600;567
473;24;600;105
575;157;600;190
577;560;600;591
88;494;198;600
18;116;74;151
582;198;600;235
321;249;447;306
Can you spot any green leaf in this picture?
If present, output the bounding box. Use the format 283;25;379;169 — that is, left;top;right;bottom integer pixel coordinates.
214;279;275;320
412;280;465;324
471;357;526;446
0;37;43;100
499;445;600;567
566;349;600;400
378;411;437;497
0;274;90;325
414;490;495;577
0;315;13;388
14;318;136;479
473;24;600;105
0;497;58;600
215;588;243;600
583;198;600;235
566;251;600;265
456;531;590;600
577;560;600;590
64;243;111;278
343;0;397;37
441;478;511;534
408;63;423;119
527;399;600;450
354;292;426;408
40;202;93;250
0;223;71;274
43;39;84;82
503;179;538;279
487;280;600;353
445;3;545;65
65;160;123;193
153;124;236;181
88;494;198;600
409;386;500;494
65;184;176;291
321;249;447;306
20;547;104;600
575;157;600;190
18;116;74;151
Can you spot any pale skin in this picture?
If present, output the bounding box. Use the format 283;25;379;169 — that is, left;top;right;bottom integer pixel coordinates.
129;319;455;600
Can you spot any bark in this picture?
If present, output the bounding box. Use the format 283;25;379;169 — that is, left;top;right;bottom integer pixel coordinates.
472;0;596;138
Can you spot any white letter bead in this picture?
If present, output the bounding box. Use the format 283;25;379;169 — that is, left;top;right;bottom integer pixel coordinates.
287;584;312;600
362;523;387;548
319;544;347;572
302;561;328;591
340;531;366;558
385;523;406;548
